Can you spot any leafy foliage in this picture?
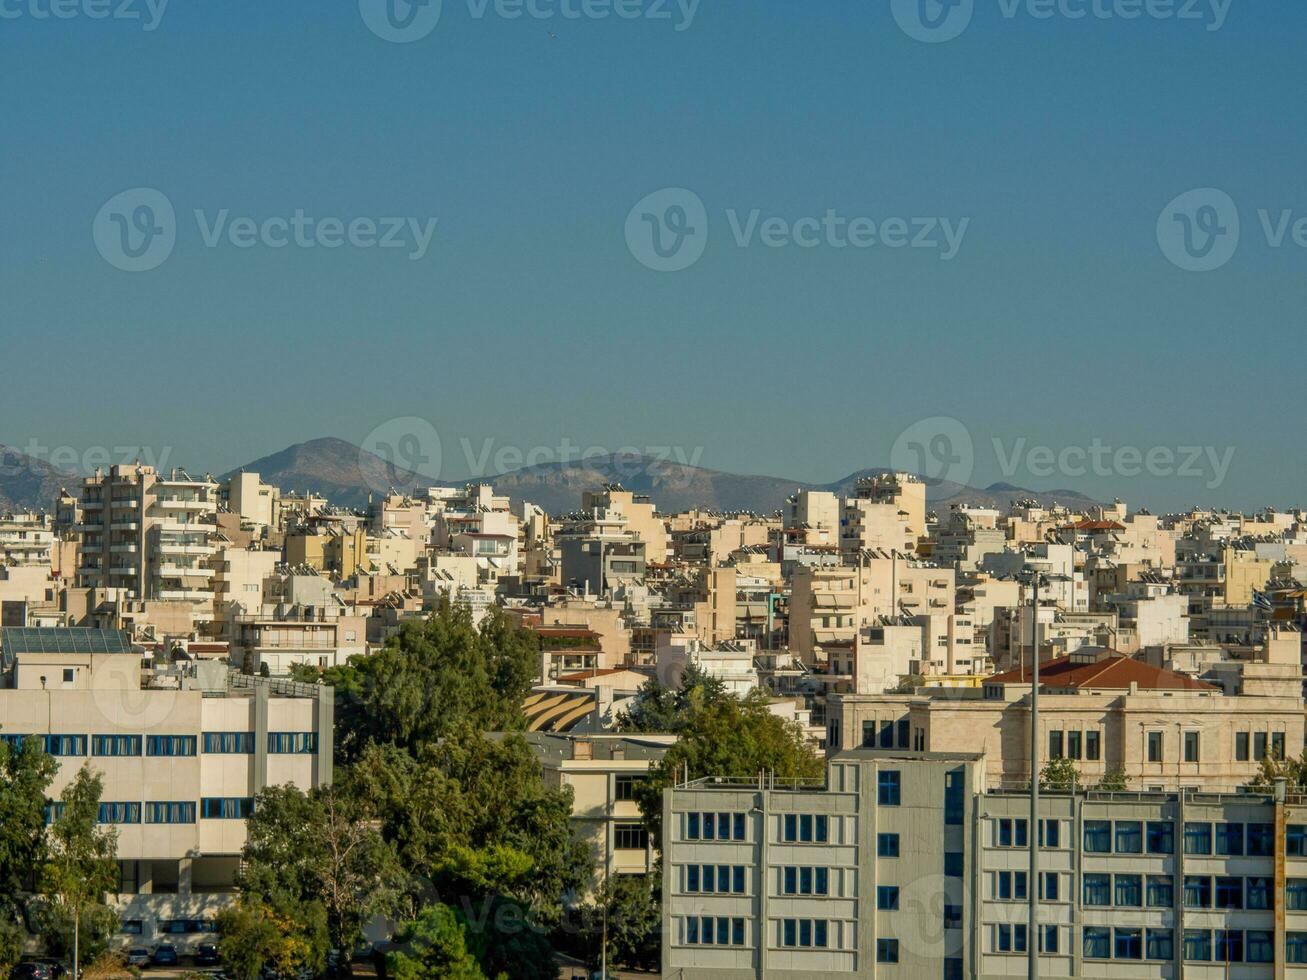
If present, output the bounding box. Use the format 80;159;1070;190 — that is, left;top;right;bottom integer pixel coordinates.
385;905;490;980
574;873;661;971
636;691;823;851
615;663;730;734
216;901;327;980
0;735;55;920
1040;758;1130;792
328;604;537;762
37;766;120;965
1245;748;1307;791
234;782;404;966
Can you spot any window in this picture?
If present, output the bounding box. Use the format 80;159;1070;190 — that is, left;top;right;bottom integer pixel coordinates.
896;718;910;748
92;734;141;757
877;885;899;910
1083;927;1110;959
1184;929;1211;962
876;938;898;963
97;802;140;824
1255;732;1268;760
1246;877;1272;911
1115;927;1142;960
1215;930;1243;963
614;775;642;801
687;813;700;840
1288;879;1307;911
995;924;1026;953
1147;730;1164;762
944;852;963;878
1146;875;1173;908
1289;824;1307;857
996;871;1026;901
267;732;317;754
1048;730;1063;759
1067;730;1082;760
1215;822;1243;856
1115;873;1142;908
43;735;86;756
1145;821;1173;854
1083;873;1110;906
1146;928;1173;961
996;817;1027;847
1247;930;1273;964
1183;731;1200;762
120;920;143;936
145;801;196;824
1040;925;1058;953
1273;732;1286;759
1085;730;1100;760
1235;731;1249;761
614;824;648;851
878;833;900;857
779;919;829;949
1215;876;1243;910
793;813;828;843
43;802;64;824
200;797;253;819
1184;822;1212;855
1039;871;1059;901
687;865;700;893
944;769;964;825
733;812;746;840
732;918;745;946
1083;820;1111;853
146;735;196;757
1038;818;1060;848
1115;821;1142;854
734;866;747;894
1184;875;1211;909
62;668;74;683
878;720;894;748
1247;823;1274;856
1288;932;1307;964
202;731;254;754
878;770;901;806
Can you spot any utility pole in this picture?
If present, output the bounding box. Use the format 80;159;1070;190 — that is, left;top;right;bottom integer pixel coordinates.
1028;570;1041;980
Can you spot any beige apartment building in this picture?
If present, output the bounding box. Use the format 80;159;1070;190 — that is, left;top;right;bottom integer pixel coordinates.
789;553;956;662
74;465;219;618
839;474;927;559
828;649;1304;793
523;732;675;884
0;627;332;946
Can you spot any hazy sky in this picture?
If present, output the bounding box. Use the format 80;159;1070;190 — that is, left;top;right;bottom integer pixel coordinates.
2;0;1304;510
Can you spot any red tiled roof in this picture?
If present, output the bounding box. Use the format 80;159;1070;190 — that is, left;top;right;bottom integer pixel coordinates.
1061;520;1126;531
988;655;1217;692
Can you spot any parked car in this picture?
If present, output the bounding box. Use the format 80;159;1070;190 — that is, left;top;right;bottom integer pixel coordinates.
125;948;151;968
194;943;221;967
152;944;179;967
9;964;52;980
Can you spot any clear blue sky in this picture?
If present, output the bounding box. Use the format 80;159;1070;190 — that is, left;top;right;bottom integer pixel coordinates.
2;0;1304;510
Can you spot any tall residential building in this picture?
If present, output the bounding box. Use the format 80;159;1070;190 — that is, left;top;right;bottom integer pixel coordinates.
75;465;219;613
662;749;1307;978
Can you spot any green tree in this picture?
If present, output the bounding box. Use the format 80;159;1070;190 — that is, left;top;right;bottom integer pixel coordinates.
353;729;591;923
1095;767;1130;792
216;901;326;980
1246;748;1307;792
0;734;56;926
236;782;405;961
37;766;119;966
636;693;823;851
329;604;537;761
616;663;730;734
385;905;490;980
1039;757;1081;791
575;873;661;971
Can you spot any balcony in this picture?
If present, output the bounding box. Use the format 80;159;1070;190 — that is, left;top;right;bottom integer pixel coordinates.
157;565;215;579
110;543;139;553
157;589;216;603
155;498;212;512
74;522;104;532
81;499;105;510
110;521;140;531
157;543;214;557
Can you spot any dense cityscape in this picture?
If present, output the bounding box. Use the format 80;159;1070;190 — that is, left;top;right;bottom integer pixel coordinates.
1;453;1306;978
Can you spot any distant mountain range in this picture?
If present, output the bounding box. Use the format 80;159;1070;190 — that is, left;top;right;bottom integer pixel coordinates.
223;437;1098;515
0;436;1100;516
0;446;75;514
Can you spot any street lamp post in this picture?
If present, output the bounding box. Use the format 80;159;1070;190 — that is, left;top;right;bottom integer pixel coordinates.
1028;570;1041;980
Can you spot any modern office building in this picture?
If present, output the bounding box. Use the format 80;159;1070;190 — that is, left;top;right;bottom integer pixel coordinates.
0;627;333;947
661;749;1307;978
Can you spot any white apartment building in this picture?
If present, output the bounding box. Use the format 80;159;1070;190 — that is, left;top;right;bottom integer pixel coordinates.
0;627;332;947
75;465;219;617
